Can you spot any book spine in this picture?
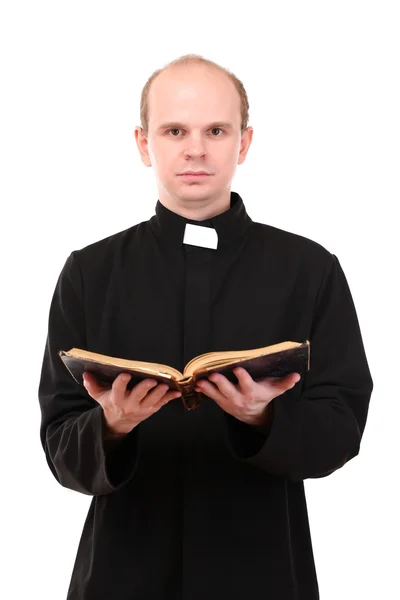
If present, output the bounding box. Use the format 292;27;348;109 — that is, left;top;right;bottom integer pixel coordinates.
178;377;201;411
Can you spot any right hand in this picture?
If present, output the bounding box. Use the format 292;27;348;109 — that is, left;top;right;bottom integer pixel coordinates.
82;371;181;437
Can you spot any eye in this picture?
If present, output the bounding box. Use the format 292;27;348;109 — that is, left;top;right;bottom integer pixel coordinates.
166;128;224;137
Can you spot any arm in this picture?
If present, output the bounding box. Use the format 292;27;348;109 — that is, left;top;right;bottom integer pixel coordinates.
224;253;374;481
38;251;140;496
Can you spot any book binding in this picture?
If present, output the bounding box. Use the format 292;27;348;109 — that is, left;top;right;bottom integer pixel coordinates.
177;377;200;411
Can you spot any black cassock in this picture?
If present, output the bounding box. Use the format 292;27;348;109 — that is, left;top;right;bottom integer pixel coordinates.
38;191;373;600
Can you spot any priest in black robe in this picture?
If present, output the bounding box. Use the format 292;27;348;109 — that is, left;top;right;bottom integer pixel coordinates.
38;56;373;599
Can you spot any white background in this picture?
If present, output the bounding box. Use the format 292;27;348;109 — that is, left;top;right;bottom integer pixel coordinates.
1;1;399;598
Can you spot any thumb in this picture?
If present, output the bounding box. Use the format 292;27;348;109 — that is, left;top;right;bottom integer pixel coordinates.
270;372;300;390
285;372;301;388
82;371;108;400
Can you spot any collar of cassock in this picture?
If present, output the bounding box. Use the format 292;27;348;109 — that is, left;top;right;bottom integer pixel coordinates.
149;191;253;250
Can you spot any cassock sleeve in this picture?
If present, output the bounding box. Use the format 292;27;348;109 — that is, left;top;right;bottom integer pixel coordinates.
224;253;373;482
38;251;140;496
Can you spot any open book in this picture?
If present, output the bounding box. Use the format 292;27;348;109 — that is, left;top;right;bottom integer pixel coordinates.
59;340;310;410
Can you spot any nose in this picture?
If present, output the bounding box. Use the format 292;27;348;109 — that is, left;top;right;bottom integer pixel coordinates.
183;133;207;158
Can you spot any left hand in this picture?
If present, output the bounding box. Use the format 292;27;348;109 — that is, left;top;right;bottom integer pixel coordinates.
195;368;301;426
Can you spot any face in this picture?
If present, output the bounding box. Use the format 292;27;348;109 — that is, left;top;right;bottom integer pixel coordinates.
135;64;253;215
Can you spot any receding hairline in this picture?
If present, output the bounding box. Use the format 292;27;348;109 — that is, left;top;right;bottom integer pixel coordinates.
160;55;228;74
150;60;236;92
139;54;250;135
147;62;242;129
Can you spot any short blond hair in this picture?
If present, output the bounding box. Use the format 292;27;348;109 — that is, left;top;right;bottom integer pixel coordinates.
139;54;250;136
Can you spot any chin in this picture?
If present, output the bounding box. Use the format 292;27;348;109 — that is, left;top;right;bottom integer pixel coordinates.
176;188;214;199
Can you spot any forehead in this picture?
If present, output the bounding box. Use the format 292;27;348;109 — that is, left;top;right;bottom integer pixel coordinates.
148;65;241;126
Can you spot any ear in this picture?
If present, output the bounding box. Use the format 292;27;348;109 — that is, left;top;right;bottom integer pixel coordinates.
134;126;152;167
238;127;254;166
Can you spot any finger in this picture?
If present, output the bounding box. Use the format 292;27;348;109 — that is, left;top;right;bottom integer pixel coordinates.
258;373;301;397
140;383;171;406
259;372;300;385
82;371;111;400
154;389;182;408
195;378;225;402
113;373;157;405
277;372;301;388
208;372;238;397
112;372;132;393
129;378;159;402
233;367;256;396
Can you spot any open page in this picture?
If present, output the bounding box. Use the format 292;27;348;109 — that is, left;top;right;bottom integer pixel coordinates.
60;348;183;381
183;341;303;378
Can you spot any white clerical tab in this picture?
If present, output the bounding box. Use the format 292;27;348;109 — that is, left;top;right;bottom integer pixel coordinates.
183;223;218;249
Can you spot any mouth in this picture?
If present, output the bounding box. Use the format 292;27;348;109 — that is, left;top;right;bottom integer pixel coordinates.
178;172;211;181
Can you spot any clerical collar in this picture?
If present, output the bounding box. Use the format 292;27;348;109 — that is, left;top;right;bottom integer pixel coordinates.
148;191;253;250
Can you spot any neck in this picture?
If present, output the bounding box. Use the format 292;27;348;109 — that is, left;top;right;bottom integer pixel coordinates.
158;189;231;221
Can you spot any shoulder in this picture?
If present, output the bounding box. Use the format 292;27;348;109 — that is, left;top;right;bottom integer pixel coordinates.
69;220;148;271
252;221;334;272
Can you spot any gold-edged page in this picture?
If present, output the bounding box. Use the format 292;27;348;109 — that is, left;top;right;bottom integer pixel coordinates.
63;348;183;380
183;341;301;378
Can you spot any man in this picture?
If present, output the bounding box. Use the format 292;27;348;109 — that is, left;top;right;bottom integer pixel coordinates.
38;55;373;600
